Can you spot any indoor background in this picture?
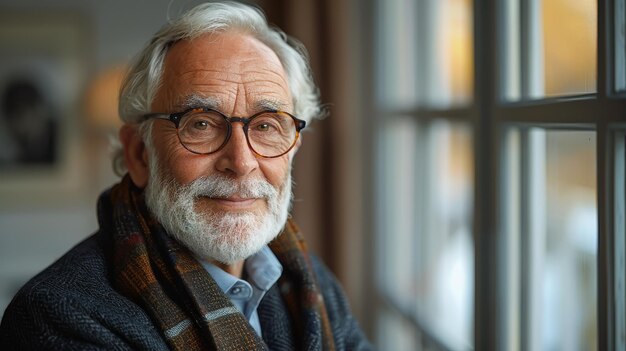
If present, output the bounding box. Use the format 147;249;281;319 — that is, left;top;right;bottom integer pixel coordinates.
1;0;624;350
0;0;369;339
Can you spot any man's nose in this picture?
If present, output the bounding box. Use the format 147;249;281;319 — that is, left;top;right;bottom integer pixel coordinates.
214;123;259;177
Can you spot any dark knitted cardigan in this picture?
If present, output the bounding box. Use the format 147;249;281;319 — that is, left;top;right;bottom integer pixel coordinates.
0;230;372;350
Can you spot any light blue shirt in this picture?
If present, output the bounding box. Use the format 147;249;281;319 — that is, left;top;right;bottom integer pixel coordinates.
198;246;283;336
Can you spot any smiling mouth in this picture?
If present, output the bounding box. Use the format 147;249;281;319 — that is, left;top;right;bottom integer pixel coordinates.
203;196;260;209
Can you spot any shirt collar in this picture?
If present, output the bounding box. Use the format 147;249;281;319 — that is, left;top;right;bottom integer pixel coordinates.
198;246;283;294
245;245;283;291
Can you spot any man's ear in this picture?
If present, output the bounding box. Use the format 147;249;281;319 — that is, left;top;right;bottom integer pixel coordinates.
287;136;302;164
293;135;302;153
119;124;149;188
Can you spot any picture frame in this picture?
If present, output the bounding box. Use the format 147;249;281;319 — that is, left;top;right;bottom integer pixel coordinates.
0;11;90;208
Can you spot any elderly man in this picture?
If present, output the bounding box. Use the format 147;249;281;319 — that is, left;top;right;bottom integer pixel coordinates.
0;2;371;350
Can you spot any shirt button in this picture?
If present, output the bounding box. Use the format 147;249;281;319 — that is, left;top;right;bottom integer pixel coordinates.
231;287;242;295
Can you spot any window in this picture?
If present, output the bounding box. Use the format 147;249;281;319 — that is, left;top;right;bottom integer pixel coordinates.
376;119;474;348
500;129;597;350
373;0;475;349
613;131;626;348
368;0;626;350
501;0;597;101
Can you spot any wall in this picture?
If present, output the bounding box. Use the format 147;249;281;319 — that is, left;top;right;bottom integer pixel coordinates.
0;0;238;318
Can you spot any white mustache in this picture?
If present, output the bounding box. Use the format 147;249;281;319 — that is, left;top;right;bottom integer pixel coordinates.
182;175;278;200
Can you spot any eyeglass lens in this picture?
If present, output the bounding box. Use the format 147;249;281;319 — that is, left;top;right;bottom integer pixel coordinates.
177;110;298;157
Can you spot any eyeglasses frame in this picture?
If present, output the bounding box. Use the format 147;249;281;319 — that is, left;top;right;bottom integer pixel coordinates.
143;107;306;158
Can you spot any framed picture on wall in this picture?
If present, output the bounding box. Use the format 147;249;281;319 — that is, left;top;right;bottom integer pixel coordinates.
0;11;90;207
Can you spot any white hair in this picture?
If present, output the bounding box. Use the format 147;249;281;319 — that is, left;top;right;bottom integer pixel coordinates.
113;1;322;175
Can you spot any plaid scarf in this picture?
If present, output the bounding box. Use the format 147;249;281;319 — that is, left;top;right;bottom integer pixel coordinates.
100;175;335;350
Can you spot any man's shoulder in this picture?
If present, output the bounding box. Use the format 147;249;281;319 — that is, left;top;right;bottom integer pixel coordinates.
0;233;166;350
308;255;350;312
308;254;374;351
8;233;114;309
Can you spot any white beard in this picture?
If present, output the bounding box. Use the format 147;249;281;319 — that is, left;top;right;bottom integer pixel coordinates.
144;160;292;265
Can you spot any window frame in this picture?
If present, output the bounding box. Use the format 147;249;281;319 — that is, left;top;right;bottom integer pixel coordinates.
368;0;477;348
364;0;626;350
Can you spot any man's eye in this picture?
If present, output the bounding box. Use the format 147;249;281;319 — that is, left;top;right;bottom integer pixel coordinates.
192;120;209;130
256;123;271;131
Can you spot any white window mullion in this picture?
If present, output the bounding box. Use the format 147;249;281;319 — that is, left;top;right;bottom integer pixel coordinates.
613;131;626;350
522;128;548;351
499;128;523;351
524;0;545;99
614;0;626;92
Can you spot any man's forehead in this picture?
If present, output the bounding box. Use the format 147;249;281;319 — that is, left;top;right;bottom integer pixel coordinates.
153;31;293;114
168;32;283;69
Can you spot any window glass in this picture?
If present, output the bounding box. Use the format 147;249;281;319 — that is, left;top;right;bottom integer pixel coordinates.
426;0;474;107
501;129;597;350
376;0;473;109
376;118;474;349
376;309;418;350
375;117;418;301
542;0;597;97
543;130;597;350
501;0;597;100
375;0;419;108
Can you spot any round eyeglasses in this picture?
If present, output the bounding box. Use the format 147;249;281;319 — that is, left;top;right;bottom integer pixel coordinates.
143;107;306;158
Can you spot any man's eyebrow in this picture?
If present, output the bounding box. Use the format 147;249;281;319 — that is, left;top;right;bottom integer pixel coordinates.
178;95;289;114
255;99;289;112
180;95;221;110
